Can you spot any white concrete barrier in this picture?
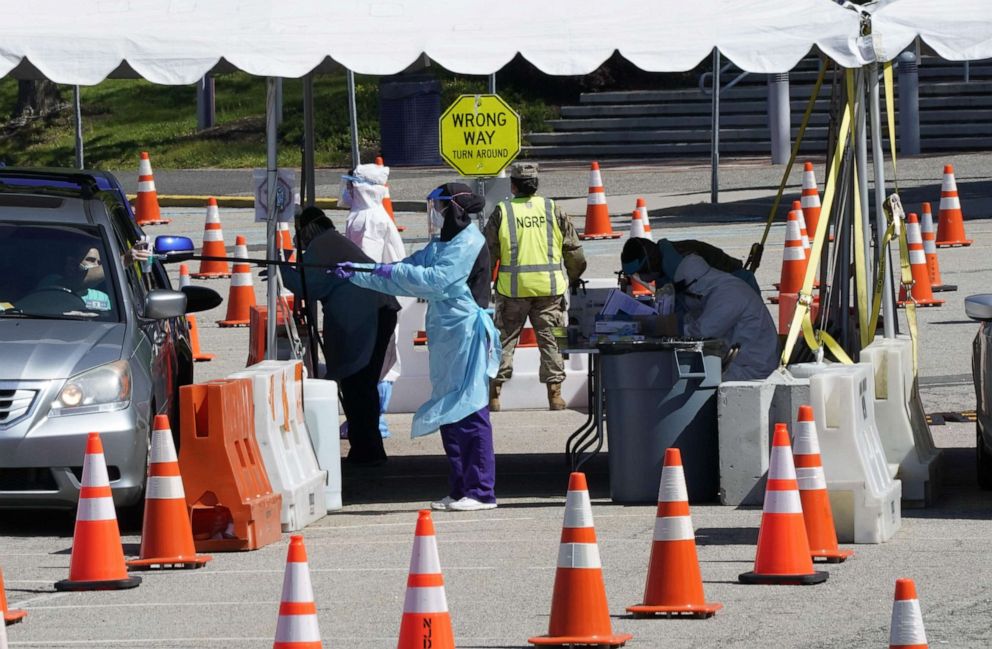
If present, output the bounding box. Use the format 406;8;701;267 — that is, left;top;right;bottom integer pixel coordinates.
302;378;343;511
861;336;942;505
808;363;902;543
229;360;327;531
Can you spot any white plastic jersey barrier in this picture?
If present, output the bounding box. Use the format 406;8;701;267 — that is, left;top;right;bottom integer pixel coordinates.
807;363;902;543
388;290;592;413
302;378;343;512
861;336;942;505
229;361;327;531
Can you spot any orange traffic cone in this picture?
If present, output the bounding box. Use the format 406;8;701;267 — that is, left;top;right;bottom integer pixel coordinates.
629;208;648;239
627;448;721;618
779;202;808;296
529;472;632;647
1;568;25;625
739;423;828;585
277;222;294;259
186;315;214;362
273;535;323;649
134;152;170;226
793;406;853;563
128;416;211;569
218;235;257;327
898;213;944;308
55;433;141;591
797;205;811;259
0;610;7;648
191;197;231;279
580;162;620;240
397;511;455;649
889;578;928;649
178;264;191;289
801;162;822;241
635;197;654;241
920;202;954;293
375;155;405;232
935;164;972;247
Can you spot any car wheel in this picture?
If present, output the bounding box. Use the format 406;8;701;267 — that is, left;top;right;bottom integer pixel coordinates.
978;424;992;491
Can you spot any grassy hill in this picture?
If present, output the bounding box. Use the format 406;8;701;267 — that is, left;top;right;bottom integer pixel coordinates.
0;72;556;170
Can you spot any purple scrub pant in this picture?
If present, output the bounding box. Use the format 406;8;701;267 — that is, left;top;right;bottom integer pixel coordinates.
439;407;496;504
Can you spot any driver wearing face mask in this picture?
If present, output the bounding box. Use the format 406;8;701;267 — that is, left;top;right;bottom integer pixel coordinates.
621;238;778;381
38;245;112;311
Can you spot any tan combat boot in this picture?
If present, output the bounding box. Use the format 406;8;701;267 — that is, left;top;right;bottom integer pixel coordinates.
547;383;566;411
489;382;502;412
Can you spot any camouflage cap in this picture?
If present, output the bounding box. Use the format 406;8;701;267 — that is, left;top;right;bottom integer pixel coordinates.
509;161;539;179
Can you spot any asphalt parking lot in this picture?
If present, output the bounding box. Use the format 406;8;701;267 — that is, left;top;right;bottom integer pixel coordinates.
2;153;991;648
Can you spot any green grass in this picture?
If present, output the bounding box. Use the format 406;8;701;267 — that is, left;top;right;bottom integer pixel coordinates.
0;72;558;170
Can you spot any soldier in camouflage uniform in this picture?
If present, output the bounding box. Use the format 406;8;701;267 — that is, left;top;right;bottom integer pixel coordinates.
484;162;586;410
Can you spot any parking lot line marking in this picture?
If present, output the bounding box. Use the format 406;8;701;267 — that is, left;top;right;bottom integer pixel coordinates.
25;601;280;610
8;636;511;646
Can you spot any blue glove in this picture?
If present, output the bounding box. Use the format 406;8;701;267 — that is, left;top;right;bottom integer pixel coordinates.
373;263;394;278
332;262;356;279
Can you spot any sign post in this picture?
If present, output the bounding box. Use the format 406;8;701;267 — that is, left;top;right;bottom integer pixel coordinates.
439;94;521;177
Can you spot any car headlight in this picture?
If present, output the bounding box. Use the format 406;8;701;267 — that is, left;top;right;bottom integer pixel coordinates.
50;360;131;417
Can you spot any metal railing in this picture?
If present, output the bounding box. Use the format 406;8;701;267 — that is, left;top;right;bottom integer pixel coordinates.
699;61;751;95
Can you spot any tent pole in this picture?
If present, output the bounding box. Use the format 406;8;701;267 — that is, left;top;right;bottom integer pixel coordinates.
347;69;361;167
73;86;83;169
265;77;279;360
303;73;316;207
869;63;895;339
854;69;873;311
488;73;496;94
710;49;720;205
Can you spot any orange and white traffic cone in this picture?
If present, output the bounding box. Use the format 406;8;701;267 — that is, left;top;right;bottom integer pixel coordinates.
793;406;853;563
128;416;211;570
629;208;648;239
397;511;455;649
935;164;972;248
1;568;25;625
375;155;405;232
134;152;170;226
797;204;811;259
889;578;928;649
178;264;191;289
773;202;809;328
529;472;632;647
277;222;294;259
191;197;231;279
273;535;323;649
739;423;828;585
186;315;214;362
898;213;944;308
55;433;141;591
635;197;654;241
0;610;8;648
580;162;620;240
920;202;954;292
218;235;257;327
627;448;721;618
801;161;822;242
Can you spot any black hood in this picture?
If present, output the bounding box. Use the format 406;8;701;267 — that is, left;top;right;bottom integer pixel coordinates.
436;182;485;242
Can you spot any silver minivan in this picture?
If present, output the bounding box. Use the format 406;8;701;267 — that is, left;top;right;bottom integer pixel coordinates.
0;171;217;509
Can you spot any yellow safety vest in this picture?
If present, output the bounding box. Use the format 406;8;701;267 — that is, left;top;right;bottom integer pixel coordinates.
496;197;565;298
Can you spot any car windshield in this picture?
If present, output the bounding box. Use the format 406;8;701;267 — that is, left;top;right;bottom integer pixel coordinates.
0;223;121;322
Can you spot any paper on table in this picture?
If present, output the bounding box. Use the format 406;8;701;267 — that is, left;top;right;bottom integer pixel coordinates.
599;289;657;317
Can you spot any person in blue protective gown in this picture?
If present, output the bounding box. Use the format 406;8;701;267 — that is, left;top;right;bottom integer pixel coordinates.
335;183;501;512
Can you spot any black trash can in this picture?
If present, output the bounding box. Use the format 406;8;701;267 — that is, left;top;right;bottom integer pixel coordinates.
378;75;443;166
600;338;724;504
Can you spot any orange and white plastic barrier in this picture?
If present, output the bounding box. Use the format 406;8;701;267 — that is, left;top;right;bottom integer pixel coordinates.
302;378;343;511
229;361;326;531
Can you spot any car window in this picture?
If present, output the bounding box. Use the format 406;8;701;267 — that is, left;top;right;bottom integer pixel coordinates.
99;192;152;300
0;222;121;322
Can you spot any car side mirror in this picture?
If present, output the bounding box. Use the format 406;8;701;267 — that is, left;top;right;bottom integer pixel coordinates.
182;285;223;314
154;235;195;263
965;294;992;321
143;289;187;320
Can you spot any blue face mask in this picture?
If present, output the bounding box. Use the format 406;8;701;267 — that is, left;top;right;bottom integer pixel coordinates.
622;258;645;276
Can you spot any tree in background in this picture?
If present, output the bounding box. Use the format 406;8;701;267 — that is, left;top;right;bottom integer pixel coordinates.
13;80;63;120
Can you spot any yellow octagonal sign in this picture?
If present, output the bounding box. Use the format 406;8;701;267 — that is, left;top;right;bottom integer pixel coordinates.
439;94;521;177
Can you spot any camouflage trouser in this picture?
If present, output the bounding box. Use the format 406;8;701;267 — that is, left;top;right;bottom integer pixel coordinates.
494;294;566;384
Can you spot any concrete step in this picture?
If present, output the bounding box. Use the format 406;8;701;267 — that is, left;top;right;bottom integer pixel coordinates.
521;141;819;158
578;84;834;104
918;80;992;95
525;126;832;145
560;99;834;118
545;112;834;131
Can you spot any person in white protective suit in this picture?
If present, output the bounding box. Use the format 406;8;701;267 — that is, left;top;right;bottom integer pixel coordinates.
672;253;780;381
340;163;406;438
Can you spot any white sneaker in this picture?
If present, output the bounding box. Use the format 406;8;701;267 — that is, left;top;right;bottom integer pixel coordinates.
431;496;455;511
447;497;497;512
